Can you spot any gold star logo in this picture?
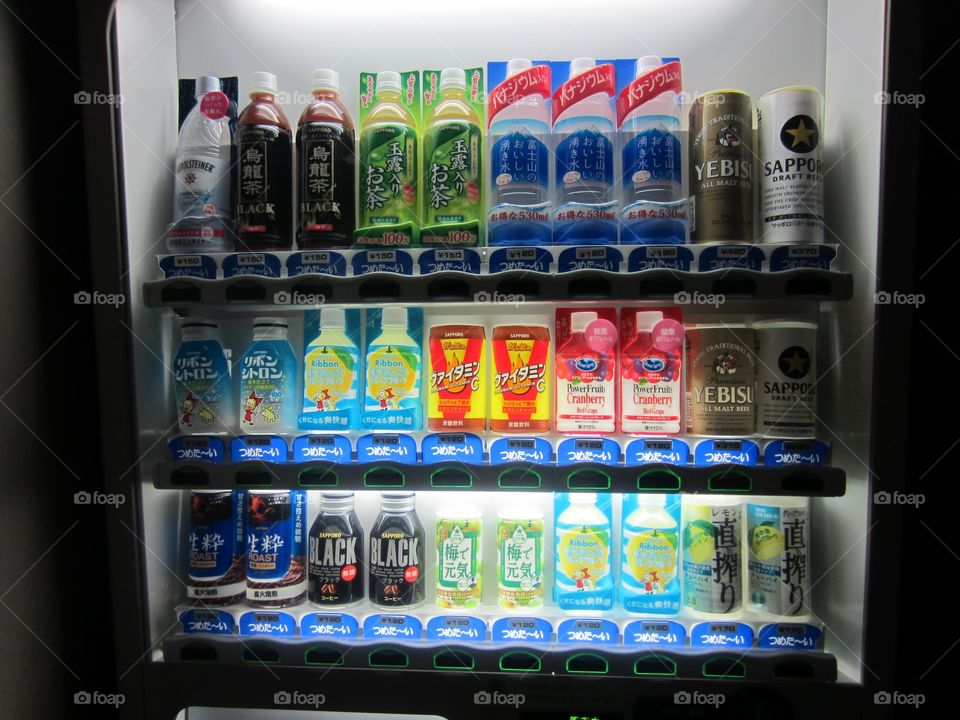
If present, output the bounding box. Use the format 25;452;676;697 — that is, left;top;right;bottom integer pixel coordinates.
782;350;808;375
785;118;816;148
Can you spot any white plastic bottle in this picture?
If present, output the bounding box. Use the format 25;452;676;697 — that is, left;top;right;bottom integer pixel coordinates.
554;57;616;204
169;75;234;253
621;55;682;203
490;58;551;205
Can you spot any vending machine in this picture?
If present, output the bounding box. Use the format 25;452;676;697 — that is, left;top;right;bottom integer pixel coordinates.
77;0;916;717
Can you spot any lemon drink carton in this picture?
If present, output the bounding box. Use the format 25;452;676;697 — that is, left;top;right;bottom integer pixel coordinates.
747;497;810;618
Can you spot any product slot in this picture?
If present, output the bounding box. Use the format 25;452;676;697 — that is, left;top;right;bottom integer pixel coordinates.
224;279;267;303
432;649;476;671
633;654;677;676
701;657;747;679
297;466;339;487
304;645;346;666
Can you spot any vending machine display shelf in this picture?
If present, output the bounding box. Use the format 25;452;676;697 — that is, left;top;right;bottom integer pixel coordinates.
153;459;845;495
160;635;838;682
143;267;853;313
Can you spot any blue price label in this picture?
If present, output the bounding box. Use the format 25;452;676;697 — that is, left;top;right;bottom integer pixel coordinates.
557;618;619;646
300;613;359;638
418;248;482;274
690;622;754;648
763;439;830;467
694;438;759;466
698;245;765;272
356;434;417;463
159;254;218;279
623;620;686;647
426;616;486;642
169;435;226;463
628;245;694;271
624;438;689;466
239;611;297;636
363;614;422;640
421;433;484;464
179;608;234;635
758;623;822;650
557;437;620;466
292;434;352;462
286;250;347;276
491;617;552;644
769;244;836;271
488;246;552;273
230;435;288;463
557;246;622;272
351;250;414;275
221;252;282;278
489;437;552;465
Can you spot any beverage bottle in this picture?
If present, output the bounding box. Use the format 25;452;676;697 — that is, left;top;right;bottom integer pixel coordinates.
682;495;743;617
497;506;545;610
554;57;616;204
555;311;616;434
422;68;482;229
299;307;361;431
435;503;482;610
621;56;682;203
358;71;419;231
186;489;246;605
362;307;423;431
621;310;683;435
308;492;364;606
490;58;550;205
296;69;356;248
554;493;613;610
246;489;308;608
369;492;425;608
173;321;234;434
238;318;298;434
620;494;680;614
236;72;294;250
168;75;234;253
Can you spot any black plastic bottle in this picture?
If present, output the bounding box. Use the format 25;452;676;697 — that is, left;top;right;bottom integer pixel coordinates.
369;492;425;607
307;492;364;606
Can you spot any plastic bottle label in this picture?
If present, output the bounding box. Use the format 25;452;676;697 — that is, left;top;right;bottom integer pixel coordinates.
424;121;482;225
359;123;418;228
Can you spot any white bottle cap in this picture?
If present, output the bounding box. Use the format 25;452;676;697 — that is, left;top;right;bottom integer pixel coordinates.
376;71;402;93
638;493;667;505
506;58;533;77
250;71;278;95
439;67;466;91
570;57;596;77
571;311;598;333
321;307;346;329
196;75;221;96
635;311;664;331
313;68;340;92
381;306;407;328
572;492;598;504
636;55;662;78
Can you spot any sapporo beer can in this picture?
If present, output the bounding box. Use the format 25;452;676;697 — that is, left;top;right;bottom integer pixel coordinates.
187;490;246;605
757;86;824;243
686;324;757;436
246;490;307;608
755;320;817;438
689;90;755;243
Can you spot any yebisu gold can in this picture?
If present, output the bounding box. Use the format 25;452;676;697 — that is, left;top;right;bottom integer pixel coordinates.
689;90;755;243
686;323;757;436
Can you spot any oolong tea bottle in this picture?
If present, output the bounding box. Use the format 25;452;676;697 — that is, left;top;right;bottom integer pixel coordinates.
308;492;364;606
369;492;425;608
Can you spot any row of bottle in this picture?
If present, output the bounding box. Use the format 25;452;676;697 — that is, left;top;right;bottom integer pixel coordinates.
173;310;816;438
188;490;809;619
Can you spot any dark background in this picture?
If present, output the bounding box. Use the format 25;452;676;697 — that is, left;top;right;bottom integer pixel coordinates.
0;0;951;717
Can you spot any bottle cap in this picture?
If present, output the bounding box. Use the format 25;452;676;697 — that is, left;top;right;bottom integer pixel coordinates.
636;55;662;78
181;321;218;331
570;57;596;77
321;307;346;330
319;491;354;512
635;311;664;331
250;71;278;95
571;492;598;504
376;71;402;93
439;67;466;91
507;58;533;77
381;492;415;512
252;317;287;329
196;75;221;97
571;311;598;333
312;68;340;92
381;306;407;328
638;493;667;505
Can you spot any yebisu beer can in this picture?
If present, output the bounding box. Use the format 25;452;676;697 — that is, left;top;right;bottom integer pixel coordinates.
689;90;754;243
686;324;757;436
758;86;823;243
755;320;817;438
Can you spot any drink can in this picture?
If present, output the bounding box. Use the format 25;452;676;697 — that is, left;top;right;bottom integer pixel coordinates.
689;90;755;243
246;490;307;608
747;497;810;616
757;86;824;243
686;324;757;436
755;320;817;437
682;496;742;615
436;505;483;610
187;490;246;604
497;508;544;609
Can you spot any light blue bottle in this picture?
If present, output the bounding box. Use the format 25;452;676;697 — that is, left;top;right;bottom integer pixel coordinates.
174;321;234;434
620;494;681;615
361;307;423;431
238;317;298;434
299;307;361;431
554;493;614;611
